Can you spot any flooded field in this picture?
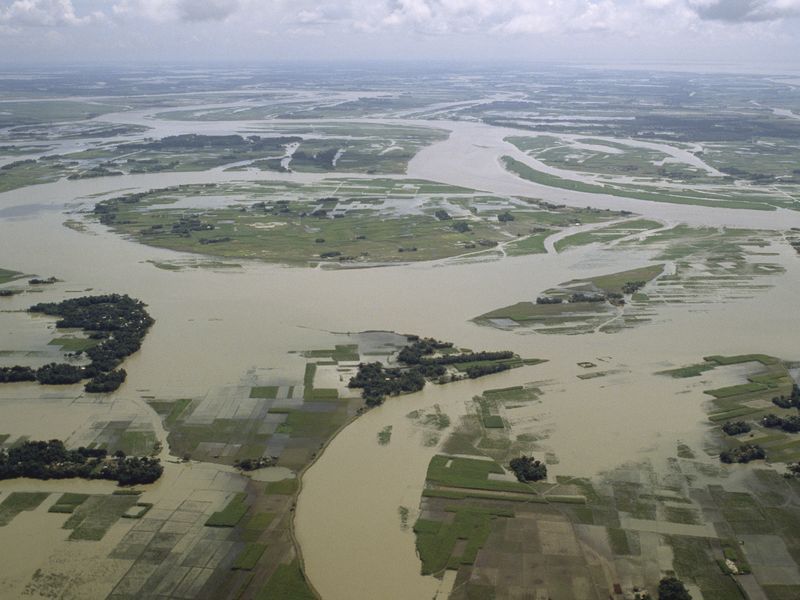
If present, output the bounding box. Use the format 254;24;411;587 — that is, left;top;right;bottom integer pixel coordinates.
3;66;800;599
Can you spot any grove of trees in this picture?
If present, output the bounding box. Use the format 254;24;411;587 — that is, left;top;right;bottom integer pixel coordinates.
0;439;162;486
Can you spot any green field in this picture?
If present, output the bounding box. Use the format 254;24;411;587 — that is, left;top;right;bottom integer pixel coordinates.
554;219;663;252
256;560;316;600
205;492;249;527
0;492;50;526
502;155;792;211
232;543;267;570
0;268;24;285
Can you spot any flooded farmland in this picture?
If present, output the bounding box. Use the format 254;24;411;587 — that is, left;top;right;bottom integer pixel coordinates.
3;65;800;600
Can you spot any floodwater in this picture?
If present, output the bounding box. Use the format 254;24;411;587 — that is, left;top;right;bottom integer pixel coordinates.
2;101;800;599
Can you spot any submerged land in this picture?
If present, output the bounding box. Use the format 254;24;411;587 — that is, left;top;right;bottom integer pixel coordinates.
2;64;800;600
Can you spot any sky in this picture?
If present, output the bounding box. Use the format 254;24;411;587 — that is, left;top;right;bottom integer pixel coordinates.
2;0;800;69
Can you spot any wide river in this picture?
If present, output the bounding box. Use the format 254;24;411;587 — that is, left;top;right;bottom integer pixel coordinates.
2;106;799;599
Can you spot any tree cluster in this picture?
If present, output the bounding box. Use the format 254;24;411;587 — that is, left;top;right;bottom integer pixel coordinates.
497;212;515;222
622;281;647;294
0;439;162;486
397;337;454;364
0;295;153;393
772;384;800;409
720;444;766;464
569;292;606;303
466;362;511;379
84;369;127;393
349;337;517;406
657;577;692;600
0;365;37;382
536;296;563;305
722;420;751;436
762;413;800;433
418;350;514;367
509;455;547;482
348;362;430;406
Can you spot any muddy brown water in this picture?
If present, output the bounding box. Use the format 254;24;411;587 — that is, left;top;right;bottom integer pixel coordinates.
2;109;800;598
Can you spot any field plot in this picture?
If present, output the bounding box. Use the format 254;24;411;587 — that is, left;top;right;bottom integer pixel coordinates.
133;332;409;599
90;179;620;266
419;422;800;600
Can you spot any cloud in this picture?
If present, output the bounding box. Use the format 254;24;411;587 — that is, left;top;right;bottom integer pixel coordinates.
176;0;239;22
111;0;239;23
690;0;800;22
3;0;800;37
0;0;100;26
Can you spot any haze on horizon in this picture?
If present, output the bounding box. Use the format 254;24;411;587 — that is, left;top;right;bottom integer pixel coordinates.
2;0;800;72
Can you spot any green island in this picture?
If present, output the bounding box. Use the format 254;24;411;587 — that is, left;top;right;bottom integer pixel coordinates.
475;264;665;334
349;336;542;406
502;155;797;211
88;180;622;265
477;223;788;334
0;294;153;392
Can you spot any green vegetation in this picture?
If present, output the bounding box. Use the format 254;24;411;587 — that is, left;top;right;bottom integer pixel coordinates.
250;386;279;399
555;219;662;252
265;478;298;495
378;426;393;445
414;505;514;574
232;543;267;570
206;492;249;527
0;492;50;526
425;455;533;494
256;560;315;600
607;527;633;555
48;493;90;514
667;535;745;599
503;156;781;211
0;267;24;285
659;363;717;378
302;344;359;362
63;493;139;541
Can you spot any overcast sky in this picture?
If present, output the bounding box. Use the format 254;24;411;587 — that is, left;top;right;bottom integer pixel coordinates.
2;0;800;70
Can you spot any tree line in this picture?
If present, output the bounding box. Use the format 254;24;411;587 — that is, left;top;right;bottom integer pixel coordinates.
0;439;162;486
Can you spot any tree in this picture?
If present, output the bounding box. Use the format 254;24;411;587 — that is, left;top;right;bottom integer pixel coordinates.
509;455;547;482
658;577;692;600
